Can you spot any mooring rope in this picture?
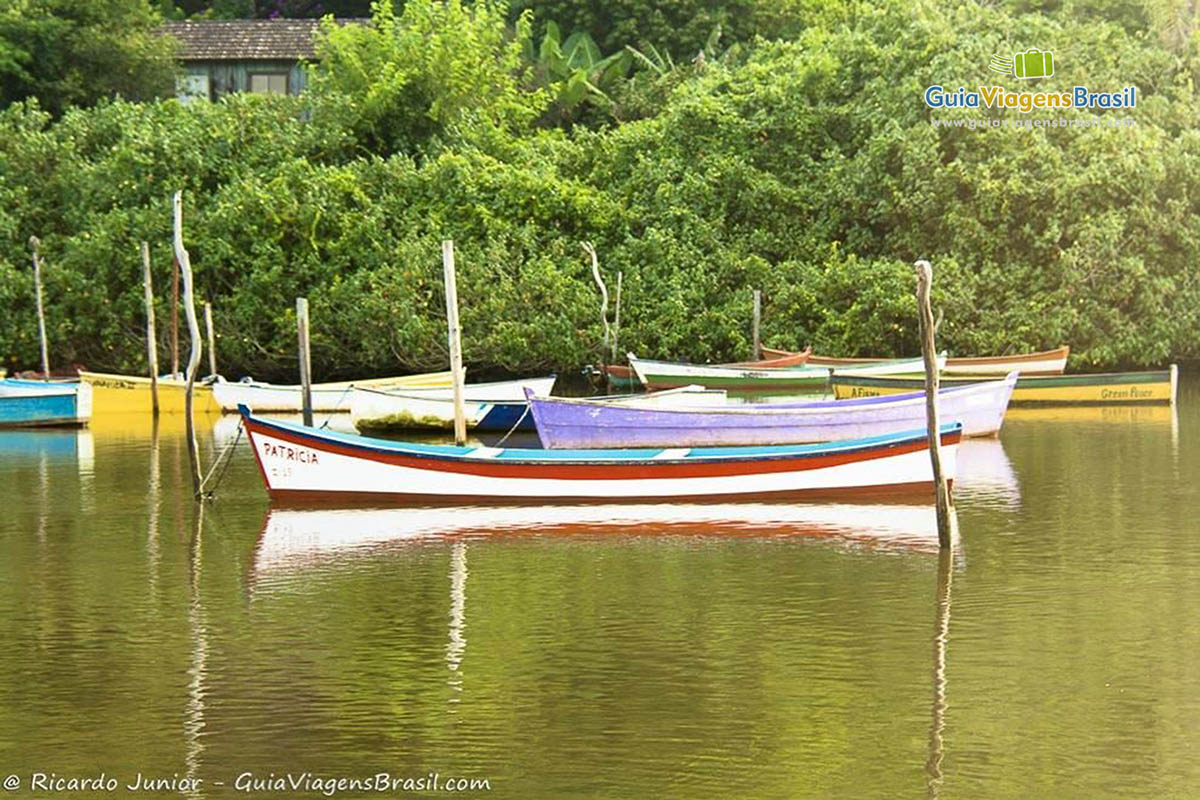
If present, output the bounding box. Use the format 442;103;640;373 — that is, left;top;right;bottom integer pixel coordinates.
199;418;244;499
319;384;355;429
494;404;532;447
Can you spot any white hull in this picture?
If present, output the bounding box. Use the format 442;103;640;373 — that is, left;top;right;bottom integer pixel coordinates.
349;377;556;431
943;355;1068;375
243;414;961;502
213;371;453;412
829;355;947;376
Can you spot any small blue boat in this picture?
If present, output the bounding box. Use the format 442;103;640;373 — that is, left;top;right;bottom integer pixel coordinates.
0;379;92;428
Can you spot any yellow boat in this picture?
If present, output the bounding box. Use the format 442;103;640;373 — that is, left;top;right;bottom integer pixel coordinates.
80;371;223;415
81;369;455;416
830;365;1178;405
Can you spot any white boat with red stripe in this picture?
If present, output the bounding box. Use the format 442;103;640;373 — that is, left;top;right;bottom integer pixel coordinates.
238;405;962;504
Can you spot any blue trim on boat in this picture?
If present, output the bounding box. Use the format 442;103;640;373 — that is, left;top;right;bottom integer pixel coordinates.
239;404;961;464
0;391;80;427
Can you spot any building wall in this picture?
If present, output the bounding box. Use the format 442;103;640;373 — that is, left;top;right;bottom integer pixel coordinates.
176;60;308;102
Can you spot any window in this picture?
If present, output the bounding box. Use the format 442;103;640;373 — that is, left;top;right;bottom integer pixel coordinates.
175;73;210;104
249;73;288;95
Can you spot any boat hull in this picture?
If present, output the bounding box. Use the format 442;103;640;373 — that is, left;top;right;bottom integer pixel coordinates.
628;354;831;392
350;377;555;432
529;374;1016;448
831;365;1177;405
0;382;92;428
240;407;962;504
213;371;454;412
80;371;221;415
765;346;1071;375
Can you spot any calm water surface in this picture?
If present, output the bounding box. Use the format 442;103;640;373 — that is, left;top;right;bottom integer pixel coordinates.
1;381;1197;799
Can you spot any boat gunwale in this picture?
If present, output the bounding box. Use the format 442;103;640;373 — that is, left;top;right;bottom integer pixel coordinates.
240;405;963;467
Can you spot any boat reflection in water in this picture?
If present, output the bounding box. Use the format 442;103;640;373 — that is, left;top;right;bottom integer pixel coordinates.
0;427;94;467
255;501;958;578
952;437;1021;510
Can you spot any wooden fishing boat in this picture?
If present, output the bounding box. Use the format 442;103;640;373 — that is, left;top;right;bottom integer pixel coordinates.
349;377;557;432
600;363;640;391
943;346;1069;375
0;379;92;427
80;371;222;415
597;349;810;392
527;372;1015;449
627;353;831;392
764;345;1070;375
239;405;962;504
213;370;454;413
627;352;941;391
831;365;1178;405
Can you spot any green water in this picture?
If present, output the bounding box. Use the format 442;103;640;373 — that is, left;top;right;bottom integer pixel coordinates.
0;384;1197;799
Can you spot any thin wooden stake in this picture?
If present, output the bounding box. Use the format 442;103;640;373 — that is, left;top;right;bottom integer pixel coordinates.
752;289;762;360
171;252;180;377
442;240;467;446
29;236;50;378
612;271;623;361
204;302;217;377
173;191;203;499
915;259;953;548
296;297;313;428
141;241;160;415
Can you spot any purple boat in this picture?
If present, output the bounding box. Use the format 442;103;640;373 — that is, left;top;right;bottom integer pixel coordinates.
528;373;1017;449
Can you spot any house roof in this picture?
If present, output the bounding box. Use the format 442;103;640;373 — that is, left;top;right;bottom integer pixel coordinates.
161;19;366;62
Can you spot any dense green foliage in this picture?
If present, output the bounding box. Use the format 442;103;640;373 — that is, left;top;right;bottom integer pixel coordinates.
0;0;176;115
1;0;1197;379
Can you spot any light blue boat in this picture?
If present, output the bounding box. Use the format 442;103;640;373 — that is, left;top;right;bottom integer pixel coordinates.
0;379;92;428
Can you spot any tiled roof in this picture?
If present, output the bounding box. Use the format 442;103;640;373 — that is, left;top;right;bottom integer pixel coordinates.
161;19;366;62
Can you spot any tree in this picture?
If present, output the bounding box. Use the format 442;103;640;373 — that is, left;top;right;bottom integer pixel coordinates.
306;0;547;157
0;0;176;115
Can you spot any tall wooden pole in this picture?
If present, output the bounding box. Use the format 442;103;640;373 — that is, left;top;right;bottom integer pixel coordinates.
613;271;623;361
296;297;313;427
174;191;203;499
171;252;180;377
204;302;217;377
29;236;50;378
915;259;953;548
442;240;467;446
752;289;762;360
141;242;160;415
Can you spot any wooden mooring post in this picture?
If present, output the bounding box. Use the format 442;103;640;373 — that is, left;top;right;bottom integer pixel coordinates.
442;240;467;446
204;303;217;378
171;252;181;377
173;191;203;498
612;270;623;361
752;289;762;360
29;236;50;378
141;241;160;415
914;259;953;548
296;298;313;428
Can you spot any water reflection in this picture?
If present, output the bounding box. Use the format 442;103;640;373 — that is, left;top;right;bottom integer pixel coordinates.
447;541;467;707
954;438;1020;510
0;427;94;467
185;505;208;799
253;502;957;579
926;546;954;798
